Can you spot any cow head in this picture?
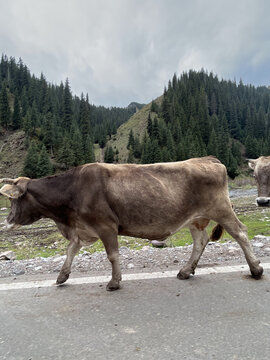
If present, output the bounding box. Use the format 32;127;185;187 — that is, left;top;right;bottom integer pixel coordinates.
0;177;42;229
248;157;270;207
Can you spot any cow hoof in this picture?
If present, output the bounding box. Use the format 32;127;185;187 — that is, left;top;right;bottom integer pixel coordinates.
56;273;70;285
106;280;120;291
251;265;264;280
177;271;190;280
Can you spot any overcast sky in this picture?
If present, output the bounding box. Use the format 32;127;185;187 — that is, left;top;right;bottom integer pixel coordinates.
0;0;270;107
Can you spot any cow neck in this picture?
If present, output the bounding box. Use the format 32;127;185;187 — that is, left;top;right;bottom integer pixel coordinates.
27;170;77;221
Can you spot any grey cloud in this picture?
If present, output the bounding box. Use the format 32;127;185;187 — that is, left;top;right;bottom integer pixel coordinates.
0;0;270;107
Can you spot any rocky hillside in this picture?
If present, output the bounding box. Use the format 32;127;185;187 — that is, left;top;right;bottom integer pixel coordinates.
0;131;26;178
107;96;163;162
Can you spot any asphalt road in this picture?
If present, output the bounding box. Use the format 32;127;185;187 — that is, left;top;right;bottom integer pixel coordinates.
0;264;270;360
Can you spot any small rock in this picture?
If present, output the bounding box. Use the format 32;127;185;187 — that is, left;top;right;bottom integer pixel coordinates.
151;240;166;248
228;247;238;255
0;251;16;261
127;263;135;269
35;266;43;271
253;235;270;242
13;268;25;275
253;242;264;248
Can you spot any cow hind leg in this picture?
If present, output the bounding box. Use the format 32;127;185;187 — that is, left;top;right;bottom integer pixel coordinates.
56;239;82;285
220;213;263;279
101;232;122;291
177;220;210;280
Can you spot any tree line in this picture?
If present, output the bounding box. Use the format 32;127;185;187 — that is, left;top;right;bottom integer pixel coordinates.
0;55;135;177
126;70;270;177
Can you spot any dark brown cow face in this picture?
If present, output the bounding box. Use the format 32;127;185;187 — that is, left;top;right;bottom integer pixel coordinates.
248;157;270;207
0;177;41;229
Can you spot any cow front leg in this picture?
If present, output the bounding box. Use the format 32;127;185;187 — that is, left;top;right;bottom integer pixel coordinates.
101;233;122;291
177;222;209;280
56;239;82;285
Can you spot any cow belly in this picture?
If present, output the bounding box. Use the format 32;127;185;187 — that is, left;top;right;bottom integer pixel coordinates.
119;226;171;241
117;212;196;240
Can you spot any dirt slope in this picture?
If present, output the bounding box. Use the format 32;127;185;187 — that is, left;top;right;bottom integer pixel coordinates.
0;131;26;178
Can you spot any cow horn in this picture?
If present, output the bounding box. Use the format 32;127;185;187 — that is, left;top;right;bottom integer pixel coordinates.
0;178;16;185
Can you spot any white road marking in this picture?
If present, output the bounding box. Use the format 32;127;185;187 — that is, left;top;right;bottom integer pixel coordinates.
0;263;269;291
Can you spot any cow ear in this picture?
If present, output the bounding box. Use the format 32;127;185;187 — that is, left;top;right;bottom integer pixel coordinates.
0;177;30;199
247;159;257;170
0;184;23;199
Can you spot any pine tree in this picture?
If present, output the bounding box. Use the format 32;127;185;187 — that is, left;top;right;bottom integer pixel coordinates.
42;113;55;152
141;135;152;164
166;129;176;161
71;126;84;166
37;145;53;177
0;84;11;128
127;129;135;149
12;94;21;129
79;94;90;141
151;139;162;163
127;149;135;163
133;136;141;158
227;150;239;179
207;129;218;157
23;110;32;135
84;135;95;163
147;113;152;136
57;137;75;169
63;78;73;131
22;141;39;178
104;145;114;163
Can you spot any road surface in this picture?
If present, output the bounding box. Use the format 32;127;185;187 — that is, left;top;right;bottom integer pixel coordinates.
0;263;270;360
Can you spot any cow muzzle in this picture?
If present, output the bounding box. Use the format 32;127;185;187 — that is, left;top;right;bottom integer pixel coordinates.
256;197;270;207
3;219;21;230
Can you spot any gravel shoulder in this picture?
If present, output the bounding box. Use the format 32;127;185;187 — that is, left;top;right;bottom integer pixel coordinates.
1;235;270;280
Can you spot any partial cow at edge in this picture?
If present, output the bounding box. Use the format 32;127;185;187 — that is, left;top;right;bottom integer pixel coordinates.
248;156;270;207
0;156;263;291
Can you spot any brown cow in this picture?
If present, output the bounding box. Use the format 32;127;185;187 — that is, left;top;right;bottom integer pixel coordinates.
0;157;263;290
248;156;270;207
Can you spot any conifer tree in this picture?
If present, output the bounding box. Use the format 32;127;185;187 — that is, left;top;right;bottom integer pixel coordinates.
37;145;53;177
63;78;73;131
0;84;11;128
22;141;39;178
127;129;135;149
141;135;152;164
104;145;114;163
57;137;75;169
84;135;95;163
12;94;21;129
23;110;32;135
133;136;142;158
42;113;55;153
127;149;135;163
147;113;152;136
79;94;90;141
71;126;84;166
207;129;218;157
151;139;162;163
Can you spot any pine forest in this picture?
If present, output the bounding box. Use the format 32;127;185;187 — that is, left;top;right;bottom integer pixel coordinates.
0;55;270;179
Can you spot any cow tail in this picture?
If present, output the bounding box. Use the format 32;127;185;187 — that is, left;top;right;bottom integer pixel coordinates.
210;224;224;241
